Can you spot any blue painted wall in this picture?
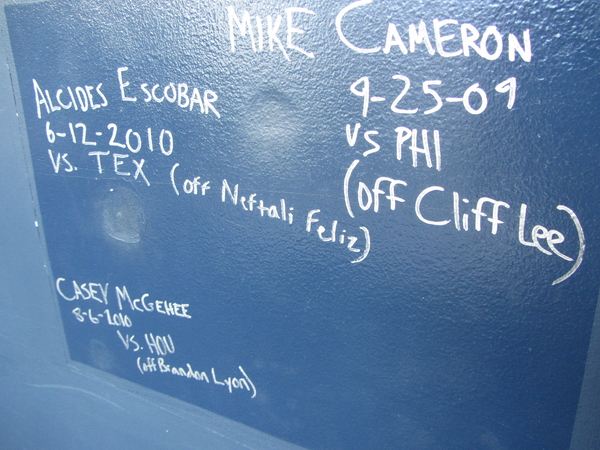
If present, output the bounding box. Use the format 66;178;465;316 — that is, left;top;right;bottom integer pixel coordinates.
1;1;600;449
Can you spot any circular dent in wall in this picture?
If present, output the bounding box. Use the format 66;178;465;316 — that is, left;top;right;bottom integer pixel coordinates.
88;339;116;372
101;188;146;244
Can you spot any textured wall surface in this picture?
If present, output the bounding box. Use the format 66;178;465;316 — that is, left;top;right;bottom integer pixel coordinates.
1;1;600;449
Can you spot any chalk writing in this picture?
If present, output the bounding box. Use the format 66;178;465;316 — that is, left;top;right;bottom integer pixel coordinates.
342;160;584;283
222;179;294;225
306;210;371;264
169;163;211;196
227;6;316;60
350;75;516;117
33;78;108;118
145;333;175;356
19;0;590;416
114;286;192;318
56;278;109;303
45;121;174;154
519;204;585;285
72;307;133;327
116;330;141;352
136;358;257;398
335;0;531;61
56;280;192;318
117;67;221;117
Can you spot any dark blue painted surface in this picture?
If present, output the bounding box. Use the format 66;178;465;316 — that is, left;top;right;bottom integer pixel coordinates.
4;0;600;448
